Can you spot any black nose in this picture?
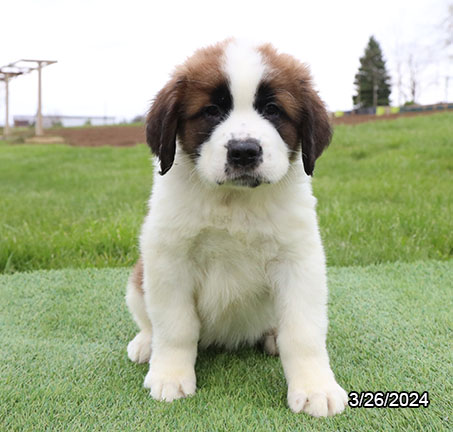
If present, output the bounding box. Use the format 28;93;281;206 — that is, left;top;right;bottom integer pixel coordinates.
227;139;263;167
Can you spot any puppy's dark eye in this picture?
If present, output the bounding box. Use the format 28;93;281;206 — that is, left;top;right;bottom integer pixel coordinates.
204;105;222;118
264;102;280;117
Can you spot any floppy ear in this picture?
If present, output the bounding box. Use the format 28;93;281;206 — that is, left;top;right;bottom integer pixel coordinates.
299;88;332;176
146;78;183;175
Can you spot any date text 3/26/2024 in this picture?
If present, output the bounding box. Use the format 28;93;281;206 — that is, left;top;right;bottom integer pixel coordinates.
348;391;430;408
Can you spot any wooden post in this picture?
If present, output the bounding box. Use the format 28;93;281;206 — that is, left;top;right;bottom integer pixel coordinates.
445;76;450;103
4;74;10;136
373;77;378;108
1;71;24;137
36;61;43;136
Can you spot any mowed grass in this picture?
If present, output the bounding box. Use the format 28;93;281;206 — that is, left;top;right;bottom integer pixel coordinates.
1;112;452;273
1;260;451;431
0;144;152;273
314;113;452;266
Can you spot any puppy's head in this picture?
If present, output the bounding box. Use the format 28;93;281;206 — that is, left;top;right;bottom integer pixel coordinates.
146;39;331;186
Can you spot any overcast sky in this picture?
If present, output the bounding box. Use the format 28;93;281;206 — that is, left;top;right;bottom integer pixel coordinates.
1;0;451;124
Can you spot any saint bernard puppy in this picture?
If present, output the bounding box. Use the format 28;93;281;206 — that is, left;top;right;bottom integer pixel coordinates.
125;39;348;417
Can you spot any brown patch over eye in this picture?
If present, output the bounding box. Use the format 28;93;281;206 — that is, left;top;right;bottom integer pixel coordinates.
257;43;332;174
254;80;299;161
179;81;233;157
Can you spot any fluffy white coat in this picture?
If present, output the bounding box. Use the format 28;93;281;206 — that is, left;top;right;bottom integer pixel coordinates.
125;39;348;417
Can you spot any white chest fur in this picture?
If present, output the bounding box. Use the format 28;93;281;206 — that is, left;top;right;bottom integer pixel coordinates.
190;226;278;348
140;154;319;349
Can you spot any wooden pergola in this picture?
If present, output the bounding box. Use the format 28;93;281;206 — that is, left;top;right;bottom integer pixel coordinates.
0;59;57;137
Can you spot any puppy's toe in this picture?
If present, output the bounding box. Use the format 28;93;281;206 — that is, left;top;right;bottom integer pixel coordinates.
287;390;308;413
127;331;152;364
303;392;329;417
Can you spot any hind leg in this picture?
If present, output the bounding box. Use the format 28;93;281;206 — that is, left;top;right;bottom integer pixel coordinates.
263;329;279;356
258;329;279;356
125;259;153;364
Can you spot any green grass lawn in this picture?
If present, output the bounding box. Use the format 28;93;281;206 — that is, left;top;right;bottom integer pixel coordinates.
315;113;452;266
1;260;451;431
0;144;152;273
1;113;452;430
1;113;452;273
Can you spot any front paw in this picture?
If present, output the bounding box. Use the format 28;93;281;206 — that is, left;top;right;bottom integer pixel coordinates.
288;380;348;417
144;366;196;402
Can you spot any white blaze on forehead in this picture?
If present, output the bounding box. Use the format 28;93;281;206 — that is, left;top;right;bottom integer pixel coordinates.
223;40;267;109
195;40;290;186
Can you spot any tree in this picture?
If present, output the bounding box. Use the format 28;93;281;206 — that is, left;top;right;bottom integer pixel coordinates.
353;36;392;109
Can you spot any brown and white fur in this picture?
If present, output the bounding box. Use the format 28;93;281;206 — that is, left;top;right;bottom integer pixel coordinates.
126;39;347;417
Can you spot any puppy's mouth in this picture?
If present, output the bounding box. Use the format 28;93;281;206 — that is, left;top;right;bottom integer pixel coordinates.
229;174;262;188
218;170;266;188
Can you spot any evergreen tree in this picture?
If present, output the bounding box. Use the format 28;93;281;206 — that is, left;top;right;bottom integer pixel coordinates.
353;36;392;109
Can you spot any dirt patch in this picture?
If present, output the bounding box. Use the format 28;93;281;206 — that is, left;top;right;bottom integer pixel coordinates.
332;109;452;125
43;110;450;147
46;125;146;147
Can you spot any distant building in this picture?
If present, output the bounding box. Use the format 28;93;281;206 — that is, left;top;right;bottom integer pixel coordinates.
13;115;116;128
